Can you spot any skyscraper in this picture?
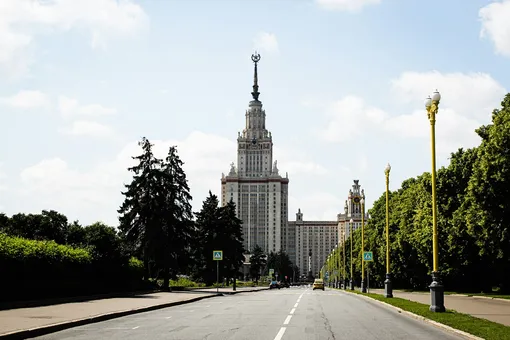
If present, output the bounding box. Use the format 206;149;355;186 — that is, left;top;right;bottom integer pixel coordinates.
221;53;289;254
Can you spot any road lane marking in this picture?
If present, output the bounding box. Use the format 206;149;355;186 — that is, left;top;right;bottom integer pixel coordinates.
273;327;287;340
283;315;292;325
294;303;298;308
190;310;195;312
166;316;172;319
205;305;210;307
132;326;140;330
290;308;296;314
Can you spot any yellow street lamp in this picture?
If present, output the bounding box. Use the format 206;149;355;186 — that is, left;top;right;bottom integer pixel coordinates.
360;197;367;293
384;163;393;298
425;90;445;313
343;203;348;289
349;218;354;290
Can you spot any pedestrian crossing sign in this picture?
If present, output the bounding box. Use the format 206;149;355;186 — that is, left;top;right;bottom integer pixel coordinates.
363;251;373;262
213;250;223;261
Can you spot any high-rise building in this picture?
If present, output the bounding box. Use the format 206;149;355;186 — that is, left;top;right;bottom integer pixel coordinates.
289;209;338;278
337;180;366;244
221;53;289;254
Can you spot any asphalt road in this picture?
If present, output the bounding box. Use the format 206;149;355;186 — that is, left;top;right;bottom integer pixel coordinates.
31;287;468;340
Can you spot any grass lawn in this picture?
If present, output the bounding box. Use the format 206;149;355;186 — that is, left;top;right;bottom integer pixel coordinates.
346;290;510;340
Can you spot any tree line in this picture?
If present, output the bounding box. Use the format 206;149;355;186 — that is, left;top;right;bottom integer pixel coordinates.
325;93;510;294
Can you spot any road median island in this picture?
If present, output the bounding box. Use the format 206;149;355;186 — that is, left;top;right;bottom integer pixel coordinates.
339;289;510;340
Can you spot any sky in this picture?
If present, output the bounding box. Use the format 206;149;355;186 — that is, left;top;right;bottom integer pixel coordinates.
1;0;510;226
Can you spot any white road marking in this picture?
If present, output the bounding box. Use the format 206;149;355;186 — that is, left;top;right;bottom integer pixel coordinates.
273;327;287;340
190;310;195;312
290;308;296;314
165;316;172;319
283;315;292;325
132;326;140;330
294;303;298;308
205;305;210;307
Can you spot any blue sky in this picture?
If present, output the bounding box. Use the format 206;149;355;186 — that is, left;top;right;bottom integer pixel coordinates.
1;0;509;226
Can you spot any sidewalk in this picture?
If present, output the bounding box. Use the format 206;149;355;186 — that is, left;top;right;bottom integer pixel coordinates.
0;287;268;339
370;288;510;326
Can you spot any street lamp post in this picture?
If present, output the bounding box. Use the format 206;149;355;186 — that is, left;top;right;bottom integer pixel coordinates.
425;90;446;313
384;163;393;298
349;218;354;290
360;197;367;293
343;203;348;289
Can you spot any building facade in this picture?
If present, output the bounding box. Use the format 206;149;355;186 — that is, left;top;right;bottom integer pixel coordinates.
221;53;289;254
289;209;338;278
337;180;367;245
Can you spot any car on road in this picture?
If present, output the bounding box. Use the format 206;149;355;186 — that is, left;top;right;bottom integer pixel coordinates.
269;280;280;289
312;278;325;291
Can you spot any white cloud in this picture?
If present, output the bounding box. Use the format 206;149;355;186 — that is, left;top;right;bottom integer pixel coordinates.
274;146;329;176
0;90;49;109
58;96;117;118
59;121;115;138
17;130;331;225
253;32;279;54
289;192;343;221
0;0;149;76
479;0;510;57
390;71;507;121
316;95;388;143
315;0;381;12
0;163;6;192
317;71;506;158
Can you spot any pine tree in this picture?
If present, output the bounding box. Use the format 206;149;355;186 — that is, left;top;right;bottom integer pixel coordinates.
157;146;195;289
193;192;222;285
219;200;245;283
249;244;266;283
118;137;162;281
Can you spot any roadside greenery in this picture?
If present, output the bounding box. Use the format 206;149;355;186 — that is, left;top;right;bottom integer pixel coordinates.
347;290;510;340
329;93;510;293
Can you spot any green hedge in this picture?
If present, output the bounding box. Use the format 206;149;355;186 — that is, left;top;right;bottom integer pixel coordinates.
0;233;143;302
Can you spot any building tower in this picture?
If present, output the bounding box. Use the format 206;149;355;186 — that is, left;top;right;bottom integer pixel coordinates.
337;180;366;243
221;53;289;254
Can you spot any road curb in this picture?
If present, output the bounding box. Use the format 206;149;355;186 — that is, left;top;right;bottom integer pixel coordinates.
339;290;484;340
0;294;220;340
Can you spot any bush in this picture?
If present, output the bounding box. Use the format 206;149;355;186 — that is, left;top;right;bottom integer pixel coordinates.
0;233;143;302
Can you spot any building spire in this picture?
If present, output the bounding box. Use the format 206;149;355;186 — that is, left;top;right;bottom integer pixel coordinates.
251;52;261;101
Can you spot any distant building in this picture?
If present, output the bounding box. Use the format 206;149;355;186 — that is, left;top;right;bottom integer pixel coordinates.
337;180;367;245
289;209;338;278
221;53;289;254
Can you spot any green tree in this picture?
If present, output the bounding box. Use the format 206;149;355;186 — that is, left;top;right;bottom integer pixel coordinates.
249;244;266;283
118;137;163;282
157;146;195;289
219;200;244;284
193;192;222;285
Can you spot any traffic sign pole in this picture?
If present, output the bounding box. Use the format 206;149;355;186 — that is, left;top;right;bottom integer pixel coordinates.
213;250;223;293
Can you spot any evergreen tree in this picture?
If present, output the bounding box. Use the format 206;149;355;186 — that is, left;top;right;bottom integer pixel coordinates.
193;192;222;285
157;146;195;289
219;200;244;283
118;137;162;281
249;244;266;283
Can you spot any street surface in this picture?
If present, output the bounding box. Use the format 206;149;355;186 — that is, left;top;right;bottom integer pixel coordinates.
31;287;468;340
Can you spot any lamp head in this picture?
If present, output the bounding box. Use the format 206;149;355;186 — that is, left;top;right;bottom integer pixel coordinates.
431;89;441;102
424;96;432;109
385;163;391;173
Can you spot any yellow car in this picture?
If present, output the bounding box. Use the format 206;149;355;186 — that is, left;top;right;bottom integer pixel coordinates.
313;278;325;291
